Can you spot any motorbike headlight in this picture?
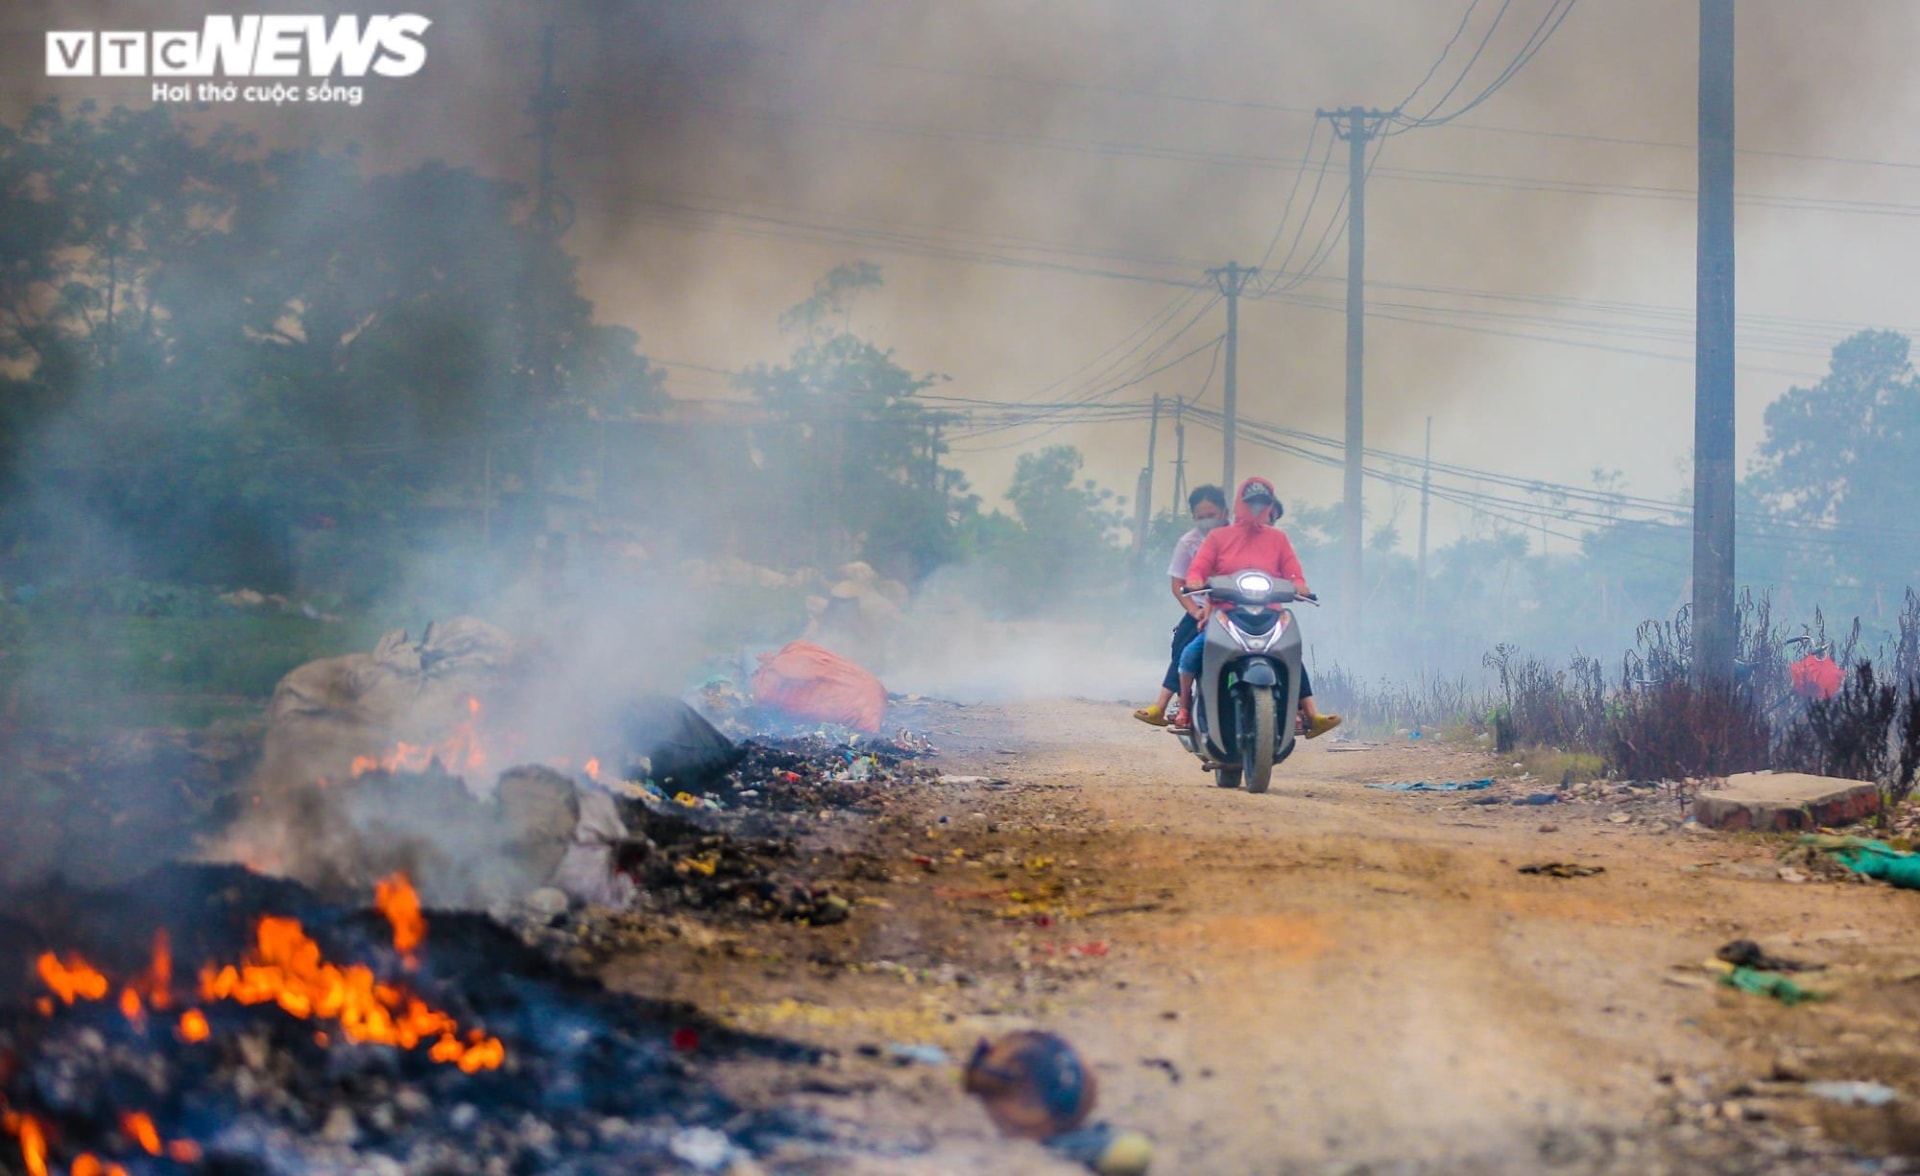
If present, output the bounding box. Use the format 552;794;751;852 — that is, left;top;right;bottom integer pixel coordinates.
1236;572;1273;599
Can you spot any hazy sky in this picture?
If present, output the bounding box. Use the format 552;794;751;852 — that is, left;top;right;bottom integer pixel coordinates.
9;0;1920;553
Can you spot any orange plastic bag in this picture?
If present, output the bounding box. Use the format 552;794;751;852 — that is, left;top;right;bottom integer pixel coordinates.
1790;654;1844;700
751;641;887;733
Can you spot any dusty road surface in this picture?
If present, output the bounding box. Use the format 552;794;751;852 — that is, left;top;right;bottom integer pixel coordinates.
600;699;1920;1175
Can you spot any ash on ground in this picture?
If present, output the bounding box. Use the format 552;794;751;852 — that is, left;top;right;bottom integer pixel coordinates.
0;864;835;1176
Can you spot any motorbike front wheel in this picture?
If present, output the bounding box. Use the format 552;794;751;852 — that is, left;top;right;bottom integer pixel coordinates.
1239;687;1277;794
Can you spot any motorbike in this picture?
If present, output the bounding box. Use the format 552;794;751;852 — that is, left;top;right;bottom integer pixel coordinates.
1173;571;1316;793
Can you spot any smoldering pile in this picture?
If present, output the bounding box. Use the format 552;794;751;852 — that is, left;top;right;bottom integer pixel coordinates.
218;620;939;926
0;864;825;1176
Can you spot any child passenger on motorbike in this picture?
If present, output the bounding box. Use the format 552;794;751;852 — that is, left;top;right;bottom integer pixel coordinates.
1134;484;1228;727
1168;476;1341;740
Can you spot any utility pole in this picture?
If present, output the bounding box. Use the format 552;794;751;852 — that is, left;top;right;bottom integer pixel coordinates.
1417;416;1432;621
1318;107;1391;632
1171;398;1189;511
1206;263;1258;493
1134;394;1163;554
1692;0;1737;687
525;22;571;555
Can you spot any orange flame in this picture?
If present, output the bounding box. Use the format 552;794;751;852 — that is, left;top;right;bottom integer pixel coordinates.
351;697;489;778
199;916;503;1071
583;757;601;782
121;1112;161;1156
118;988;144;1026
374;872;425;959
112;1110;192;1164
177;1009;210;1042
141;931;172;1010
71;1155;129;1176
35;952;108;1005
2;1110;47;1176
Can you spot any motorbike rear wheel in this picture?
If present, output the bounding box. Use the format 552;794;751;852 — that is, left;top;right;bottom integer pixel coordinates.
1239;688;1277;794
1214;765;1243;789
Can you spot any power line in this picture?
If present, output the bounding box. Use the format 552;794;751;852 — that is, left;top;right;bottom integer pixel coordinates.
1394;0;1491;114
1392;0;1579;130
583;95;1920;222
1393;0;1516;126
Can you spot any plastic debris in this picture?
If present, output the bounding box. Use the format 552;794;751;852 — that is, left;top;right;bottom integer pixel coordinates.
751;641;888;733
884;1042;951;1066
1806;1080;1899;1107
1364;779;1493;792
1045;1122;1156;1175
1716;939;1823;973
1799;835;1920;890
1790;654;1845;700
1721;965;1823;1006
1514;792;1561;806
964;1031;1098;1141
667;1126;738;1172
1517;862;1604;878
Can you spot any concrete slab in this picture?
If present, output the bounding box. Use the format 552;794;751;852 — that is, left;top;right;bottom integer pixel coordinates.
1694;771;1881;832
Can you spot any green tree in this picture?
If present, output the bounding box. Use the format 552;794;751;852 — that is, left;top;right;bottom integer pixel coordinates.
1750;329;1920;598
737;263;962;580
0;101;662;592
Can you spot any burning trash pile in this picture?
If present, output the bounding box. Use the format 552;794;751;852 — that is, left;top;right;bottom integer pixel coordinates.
0;865;820;1175
215;622;939;932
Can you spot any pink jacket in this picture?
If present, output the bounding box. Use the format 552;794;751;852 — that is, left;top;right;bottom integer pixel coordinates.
1186;476;1309;597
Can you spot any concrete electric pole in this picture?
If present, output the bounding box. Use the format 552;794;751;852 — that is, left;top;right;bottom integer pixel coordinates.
1318;107;1392;633
1207;263;1258;494
1692;0;1737;686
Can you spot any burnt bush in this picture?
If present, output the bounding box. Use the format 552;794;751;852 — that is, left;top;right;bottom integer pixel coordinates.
1605;677;1771;781
1775;660;1920;808
1311;663;1488;737
1484;644;1606;754
1603;590;1786;780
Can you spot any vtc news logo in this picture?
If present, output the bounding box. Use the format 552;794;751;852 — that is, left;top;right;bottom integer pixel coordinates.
46;15;431;78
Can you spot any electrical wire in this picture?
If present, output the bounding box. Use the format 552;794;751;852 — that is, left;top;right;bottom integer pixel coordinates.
1392;0;1578;130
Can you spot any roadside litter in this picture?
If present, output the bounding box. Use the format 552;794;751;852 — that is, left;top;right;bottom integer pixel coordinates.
963;1031;1152;1174
1716;963;1824;1005
964;1031;1097;1140
1364;779;1493;792
880;1042;950;1067
1806;1080;1899;1107
1517;862;1604;878
1716;939;1823;973
1046;1123;1156;1176
750;641;888;734
1514;792;1561;806
1799;835;1920;890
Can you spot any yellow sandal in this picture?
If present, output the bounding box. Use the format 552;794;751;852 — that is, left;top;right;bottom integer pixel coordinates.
1305;714;1342;739
1133;706;1169;727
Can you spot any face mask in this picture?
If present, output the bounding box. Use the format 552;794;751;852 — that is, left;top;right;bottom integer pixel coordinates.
1194;516;1225;533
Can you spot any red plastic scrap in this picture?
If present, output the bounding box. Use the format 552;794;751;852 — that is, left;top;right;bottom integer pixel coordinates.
750;641;888;733
1791;654;1843;700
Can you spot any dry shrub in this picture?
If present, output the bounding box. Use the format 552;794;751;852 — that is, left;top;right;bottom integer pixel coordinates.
1606;678;1771;781
1312;663;1488;738
1605;589;1785;780
1483;644;1606;754
1775;660;1920;807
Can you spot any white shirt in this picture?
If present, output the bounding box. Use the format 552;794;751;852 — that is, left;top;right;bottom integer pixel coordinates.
1167;528;1207;579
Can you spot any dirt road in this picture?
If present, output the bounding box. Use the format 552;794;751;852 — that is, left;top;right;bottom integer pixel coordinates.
603;699;1920;1174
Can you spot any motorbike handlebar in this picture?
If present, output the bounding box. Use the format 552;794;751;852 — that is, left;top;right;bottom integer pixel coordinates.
1181;587;1321;604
